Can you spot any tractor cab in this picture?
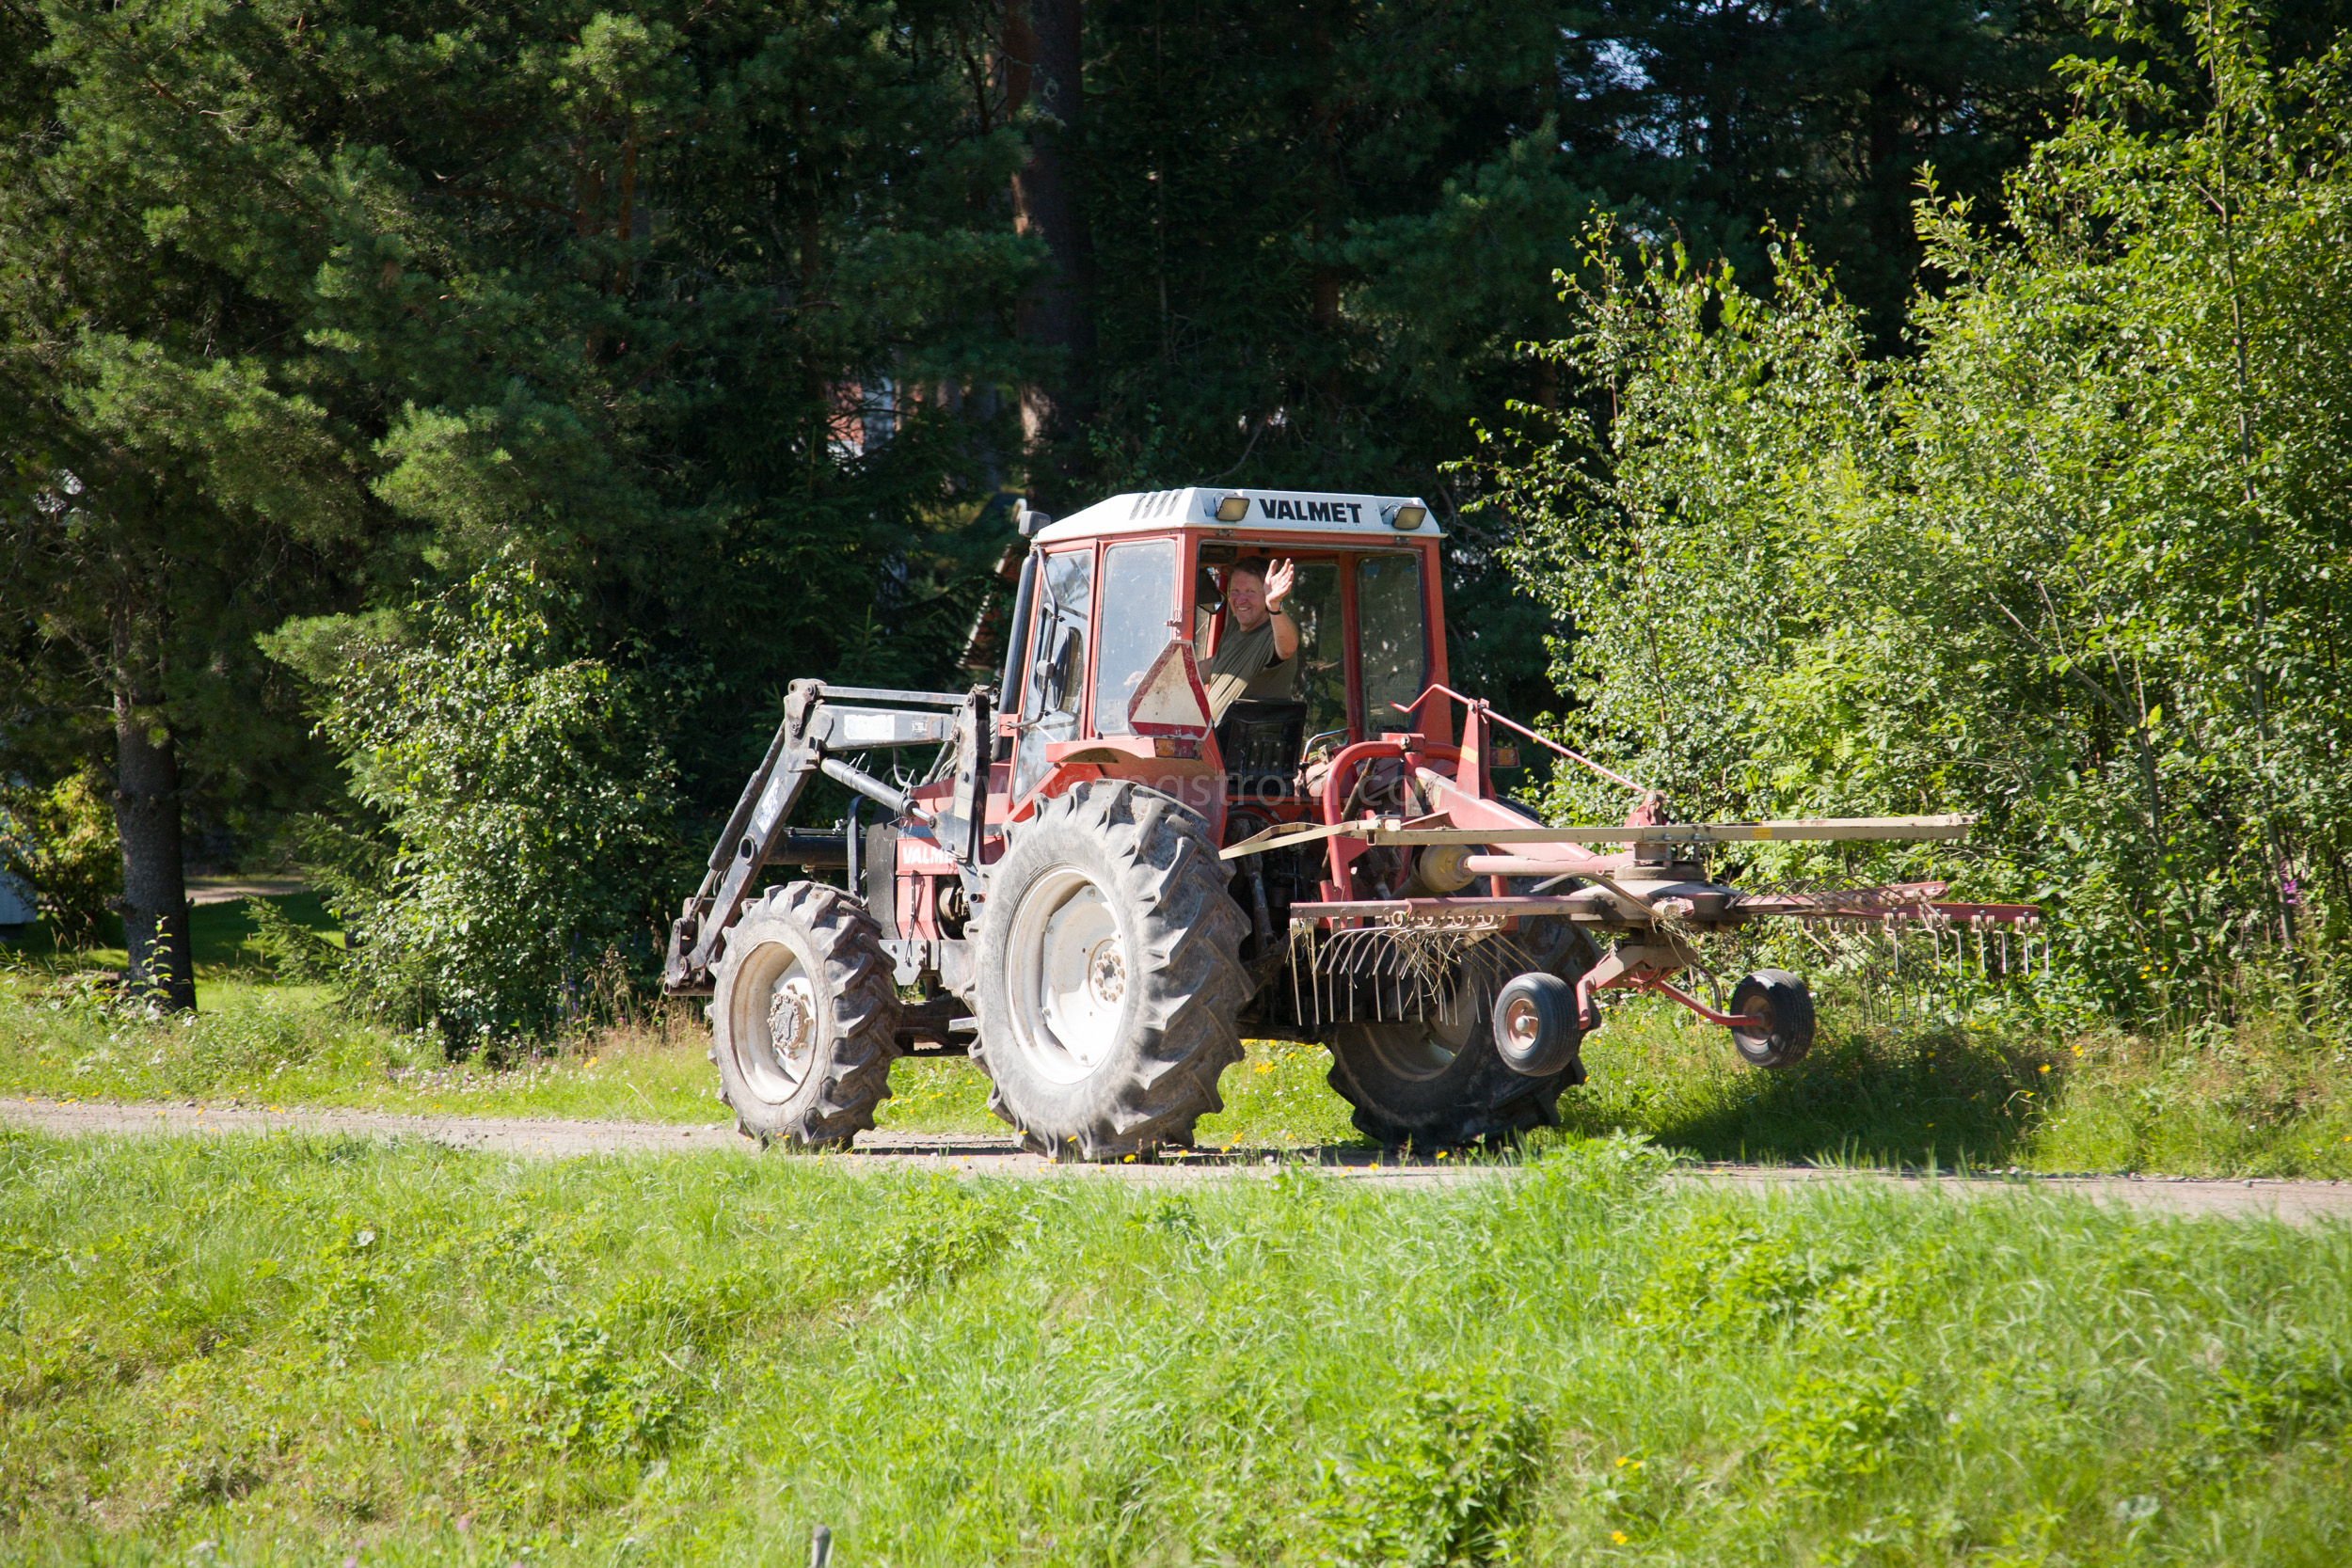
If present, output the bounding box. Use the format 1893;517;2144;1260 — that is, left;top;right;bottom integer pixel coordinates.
995;486;1450;839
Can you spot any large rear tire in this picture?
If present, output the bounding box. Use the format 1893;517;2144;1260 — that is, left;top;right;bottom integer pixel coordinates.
973;781;1251;1159
709;881;899;1148
1325;919;1598;1148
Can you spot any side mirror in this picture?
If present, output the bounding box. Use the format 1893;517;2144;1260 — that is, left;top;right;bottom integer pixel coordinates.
1016;504;1052;538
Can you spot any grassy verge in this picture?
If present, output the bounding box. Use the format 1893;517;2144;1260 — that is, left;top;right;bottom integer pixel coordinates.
2;1130;2346;1564
6;903;2350;1174
1563;999;2352;1179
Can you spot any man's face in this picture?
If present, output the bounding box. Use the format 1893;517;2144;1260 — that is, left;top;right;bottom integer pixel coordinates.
1225;569;1267;629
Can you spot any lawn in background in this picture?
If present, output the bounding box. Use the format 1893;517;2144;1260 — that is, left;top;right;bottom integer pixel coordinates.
0;1129;2344;1564
5;902;2351;1175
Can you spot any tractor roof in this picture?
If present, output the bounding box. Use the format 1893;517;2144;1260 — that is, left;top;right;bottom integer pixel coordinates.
1031;485;1442;545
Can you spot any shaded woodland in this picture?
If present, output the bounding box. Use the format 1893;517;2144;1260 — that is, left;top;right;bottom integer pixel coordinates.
2;0;2346;1031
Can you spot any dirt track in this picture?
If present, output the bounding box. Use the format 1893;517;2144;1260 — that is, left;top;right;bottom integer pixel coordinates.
6;1097;2350;1224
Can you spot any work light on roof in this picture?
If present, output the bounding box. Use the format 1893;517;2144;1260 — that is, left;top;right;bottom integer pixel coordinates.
1385;502;1427;531
1215;492;1250;523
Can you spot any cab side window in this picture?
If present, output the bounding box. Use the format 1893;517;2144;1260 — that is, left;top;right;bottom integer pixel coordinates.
1011;549;1091;799
1356;553;1427;734
1284;561;1348;742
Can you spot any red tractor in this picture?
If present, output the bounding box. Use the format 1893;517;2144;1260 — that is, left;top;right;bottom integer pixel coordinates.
663;486;2038;1156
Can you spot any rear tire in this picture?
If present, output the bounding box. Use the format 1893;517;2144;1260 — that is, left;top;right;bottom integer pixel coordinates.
709;881;899;1148
1728;969;1815;1069
973;781;1251;1159
1325;919;1598;1148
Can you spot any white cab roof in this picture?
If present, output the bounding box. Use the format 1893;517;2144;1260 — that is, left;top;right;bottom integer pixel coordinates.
1030;485;1441;545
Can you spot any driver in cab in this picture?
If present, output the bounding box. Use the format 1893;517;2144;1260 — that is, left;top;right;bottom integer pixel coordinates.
1204;557;1298;721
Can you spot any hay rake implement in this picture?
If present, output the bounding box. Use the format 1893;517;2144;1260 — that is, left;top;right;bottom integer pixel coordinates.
1226;684;2042;1070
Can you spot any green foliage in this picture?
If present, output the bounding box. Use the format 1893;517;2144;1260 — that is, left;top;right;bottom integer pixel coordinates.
2;1134;2349;1561
498;1318;685;1461
1631;1212;1862;1340
1312;1384;1543;1568
1762;1369;1929;1494
2181;1338;2352;1480
0;970;417;1099
1473;11;2352;1016
266;561;682;1045
3;0;1037;895
245;896;344;986
0;770;119;949
859;1178;1022;1296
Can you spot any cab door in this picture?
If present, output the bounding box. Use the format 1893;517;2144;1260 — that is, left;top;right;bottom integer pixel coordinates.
1009;546;1092;802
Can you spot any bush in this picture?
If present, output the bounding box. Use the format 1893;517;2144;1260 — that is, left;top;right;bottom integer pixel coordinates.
1468;14;2352;1020
0;770;119;949
246;897;345;986
264;560;683;1049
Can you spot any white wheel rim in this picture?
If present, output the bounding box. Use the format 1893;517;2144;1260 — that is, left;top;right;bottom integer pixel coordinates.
1006;868;1128;1085
733;942;818;1102
1503;995;1542;1052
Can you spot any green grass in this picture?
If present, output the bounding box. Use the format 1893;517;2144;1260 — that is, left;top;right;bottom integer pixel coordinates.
0;1130;2345;1564
2;888;345;975
6;904;2351;1174
1560;998;2352;1179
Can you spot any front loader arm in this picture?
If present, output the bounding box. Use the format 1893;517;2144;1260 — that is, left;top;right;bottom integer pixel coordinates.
662;681;984;995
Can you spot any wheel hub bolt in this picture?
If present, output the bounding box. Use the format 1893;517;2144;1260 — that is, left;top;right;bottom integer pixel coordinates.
1089;943;1126;1006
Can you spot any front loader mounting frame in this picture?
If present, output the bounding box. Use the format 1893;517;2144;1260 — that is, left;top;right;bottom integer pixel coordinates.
663;680;992;996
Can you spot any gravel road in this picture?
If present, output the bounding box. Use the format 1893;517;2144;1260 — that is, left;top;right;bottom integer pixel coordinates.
6;1097;2348;1224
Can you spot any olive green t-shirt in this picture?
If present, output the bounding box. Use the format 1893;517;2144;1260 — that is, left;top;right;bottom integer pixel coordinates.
1205;615;1296;721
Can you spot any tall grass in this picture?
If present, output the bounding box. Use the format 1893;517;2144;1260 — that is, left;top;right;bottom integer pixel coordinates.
0;1131;2344;1564
1566;997;2352;1178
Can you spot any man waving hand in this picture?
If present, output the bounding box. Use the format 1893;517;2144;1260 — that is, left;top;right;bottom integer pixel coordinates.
1204;557;1299;721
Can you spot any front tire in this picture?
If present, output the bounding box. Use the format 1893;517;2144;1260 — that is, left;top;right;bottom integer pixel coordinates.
973;782;1251;1159
709;882;899;1148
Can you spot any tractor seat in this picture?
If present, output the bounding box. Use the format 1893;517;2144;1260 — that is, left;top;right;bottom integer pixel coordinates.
1216;700;1309;800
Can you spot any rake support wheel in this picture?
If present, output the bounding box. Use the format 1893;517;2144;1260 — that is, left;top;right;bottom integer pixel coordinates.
1728;969;1816;1069
709;881;899;1148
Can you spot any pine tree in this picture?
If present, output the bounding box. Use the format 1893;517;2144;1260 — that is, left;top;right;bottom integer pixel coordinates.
4;0;1040;993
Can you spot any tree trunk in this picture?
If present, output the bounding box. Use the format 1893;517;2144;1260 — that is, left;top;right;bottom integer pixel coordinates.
1006;0;1095;496
113;686;195;1011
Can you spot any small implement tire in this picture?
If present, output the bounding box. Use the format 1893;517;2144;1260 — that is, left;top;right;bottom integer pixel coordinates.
710;881;899;1148
973;781;1251;1160
1326;919;1597;1149
1492;972;1581;1078
1728;969;1815;1069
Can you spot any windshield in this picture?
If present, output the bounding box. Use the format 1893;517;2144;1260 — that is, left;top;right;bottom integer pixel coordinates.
1090;539;1178;734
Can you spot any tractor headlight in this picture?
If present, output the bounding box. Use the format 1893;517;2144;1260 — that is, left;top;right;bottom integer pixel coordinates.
1215;492;1250;523
1385;502;1427;531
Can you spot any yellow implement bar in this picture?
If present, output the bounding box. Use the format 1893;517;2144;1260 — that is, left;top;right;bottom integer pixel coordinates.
1219;814;1975;861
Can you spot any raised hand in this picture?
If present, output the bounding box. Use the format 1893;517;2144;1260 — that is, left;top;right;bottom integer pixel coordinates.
1263;558;1296;613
